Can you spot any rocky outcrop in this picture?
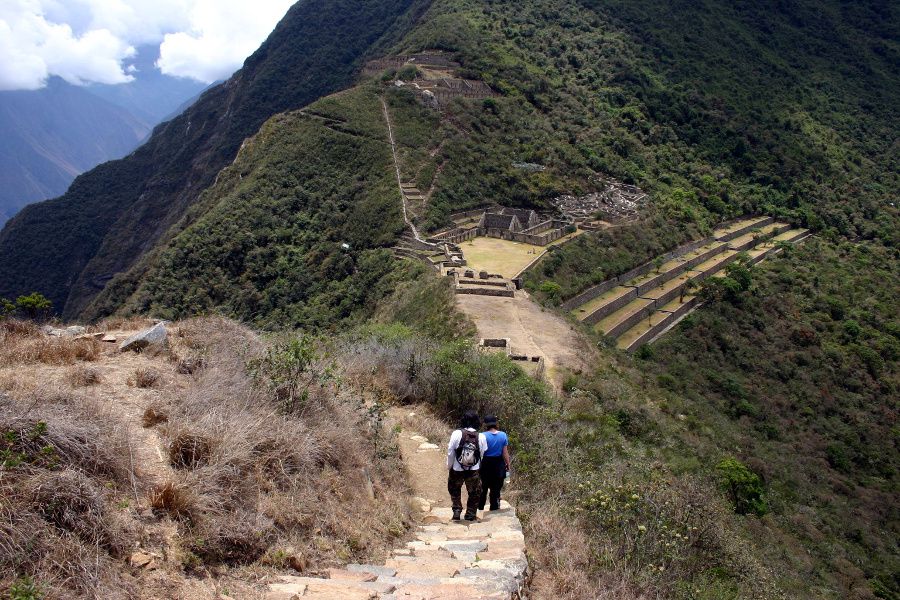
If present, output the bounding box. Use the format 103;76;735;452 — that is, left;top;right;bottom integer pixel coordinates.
119;322;167;352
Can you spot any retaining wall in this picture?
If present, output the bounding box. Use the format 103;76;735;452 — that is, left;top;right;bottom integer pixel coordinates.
690;252;741;282
624;296;699;352
561;236;715;312
729;223;792;251
455;286;515;298
715;216;775;242
582;288;639;326
606;301;657;339
457;278;510;288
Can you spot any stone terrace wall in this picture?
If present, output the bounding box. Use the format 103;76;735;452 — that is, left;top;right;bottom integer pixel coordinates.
427;228;478;244
560;236;715;311
624;296;699;351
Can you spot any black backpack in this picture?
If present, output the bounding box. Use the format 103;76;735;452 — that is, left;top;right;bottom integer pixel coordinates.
455;429;481;469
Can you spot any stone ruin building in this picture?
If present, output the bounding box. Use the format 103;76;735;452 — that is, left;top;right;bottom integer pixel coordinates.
427;206;572;246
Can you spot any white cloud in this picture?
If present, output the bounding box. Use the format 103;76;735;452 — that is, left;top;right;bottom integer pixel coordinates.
157;0;295;83
0;0;294;90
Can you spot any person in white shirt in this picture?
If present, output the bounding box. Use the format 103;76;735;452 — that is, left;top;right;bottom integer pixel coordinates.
446;410;489;521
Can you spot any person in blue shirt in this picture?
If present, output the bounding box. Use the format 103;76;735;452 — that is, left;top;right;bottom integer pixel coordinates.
478;414;510;511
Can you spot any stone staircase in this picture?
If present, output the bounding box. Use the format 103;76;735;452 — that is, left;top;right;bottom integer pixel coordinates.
266;505;526;600
567;216;810;351
266;422;528;600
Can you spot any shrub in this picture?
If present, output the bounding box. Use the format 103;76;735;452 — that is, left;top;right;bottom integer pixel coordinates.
128;368;160;388
149;480;200;521
141;405;168;427
716;457;768;516
538;281;563;304
6;577;42;600
168;432;212;469
12;293;52;321
0;298;14;320
69;366;102;387
247;336;334;415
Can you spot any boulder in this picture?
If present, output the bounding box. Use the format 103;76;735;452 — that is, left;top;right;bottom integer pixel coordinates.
120;322;168;352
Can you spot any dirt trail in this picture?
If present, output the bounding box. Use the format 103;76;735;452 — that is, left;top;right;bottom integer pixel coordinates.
267;408;529;599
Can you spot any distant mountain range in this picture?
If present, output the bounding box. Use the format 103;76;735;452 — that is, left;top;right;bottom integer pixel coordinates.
0;46;207;226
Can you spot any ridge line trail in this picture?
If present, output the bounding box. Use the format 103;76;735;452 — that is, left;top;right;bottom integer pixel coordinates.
381;96;429;244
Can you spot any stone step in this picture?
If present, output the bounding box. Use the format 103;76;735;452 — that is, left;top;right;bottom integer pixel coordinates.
574;242;727;324
617;295;698;351
575;285;637;325
687;249;740;282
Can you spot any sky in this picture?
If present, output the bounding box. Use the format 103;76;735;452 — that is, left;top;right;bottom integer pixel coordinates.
0;0;296;90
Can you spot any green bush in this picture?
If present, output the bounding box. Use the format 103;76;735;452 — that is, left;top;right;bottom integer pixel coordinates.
716;457;768;516
538;281;562;304
11;292;52;321
6;577;43;600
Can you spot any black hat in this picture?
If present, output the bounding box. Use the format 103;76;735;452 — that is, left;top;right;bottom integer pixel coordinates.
483;414;498;426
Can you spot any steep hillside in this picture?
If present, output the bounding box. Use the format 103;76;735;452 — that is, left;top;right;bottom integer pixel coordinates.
0;0;429;319
89;85;413;329
644;240;899;597
0;78;151;226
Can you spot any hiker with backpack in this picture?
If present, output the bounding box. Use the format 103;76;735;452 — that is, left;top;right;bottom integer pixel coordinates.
446;410;489;521
478;414;510;512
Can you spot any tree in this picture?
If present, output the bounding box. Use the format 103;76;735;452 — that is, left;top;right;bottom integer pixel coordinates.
716;457;769;516
539;281;563;304
0;297;14;319
13;292;52;321
680;279;698;303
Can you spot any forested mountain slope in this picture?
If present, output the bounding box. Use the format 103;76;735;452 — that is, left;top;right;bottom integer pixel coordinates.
0;0;429;319
0;0;896;598
0;79;151;226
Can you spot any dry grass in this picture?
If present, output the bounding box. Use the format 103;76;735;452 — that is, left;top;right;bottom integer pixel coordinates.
149;317;410;567
0;390;139;598
0;321;102;367
0;316;414;596
95;315;156;331
148;480;200;521
128;367;160;388
142;404;169;427
397;405;450;445
69;365;102;387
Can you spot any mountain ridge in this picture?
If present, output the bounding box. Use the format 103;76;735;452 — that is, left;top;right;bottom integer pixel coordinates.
0;0;430;319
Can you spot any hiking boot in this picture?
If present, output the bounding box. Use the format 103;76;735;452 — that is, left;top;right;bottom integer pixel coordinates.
464;513;477;521
452;509;462;521
489;503;500;511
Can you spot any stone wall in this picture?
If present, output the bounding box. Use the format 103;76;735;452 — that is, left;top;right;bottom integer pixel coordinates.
455;286;515;298
623;296;699;352
561;236;715;311
715;216;775;242
582;288;639;326
606;302;656;339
